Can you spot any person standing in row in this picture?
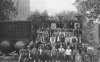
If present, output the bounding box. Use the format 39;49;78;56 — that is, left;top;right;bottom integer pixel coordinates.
58;45;65;61
58;45;65;54
64;46;72;62
75;51;82;62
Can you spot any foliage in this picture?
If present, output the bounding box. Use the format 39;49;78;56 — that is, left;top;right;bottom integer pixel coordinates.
56;11;84;23
27;11;49;38
28;10;48;22
0;0;17;20
76;0;100;15
28;11;84;29
75;0;100;45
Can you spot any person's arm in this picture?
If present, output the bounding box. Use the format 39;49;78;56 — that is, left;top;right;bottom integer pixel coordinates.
29;41;33;46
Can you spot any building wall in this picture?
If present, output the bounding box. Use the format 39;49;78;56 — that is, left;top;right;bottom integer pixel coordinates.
0;21;32;40
12;0;31;20
94;24;99;44
86;23;99;46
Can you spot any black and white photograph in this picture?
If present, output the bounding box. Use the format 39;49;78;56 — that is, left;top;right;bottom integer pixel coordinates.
0;0;100;62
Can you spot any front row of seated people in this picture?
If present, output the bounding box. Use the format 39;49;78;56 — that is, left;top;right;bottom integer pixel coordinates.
18;36;84;62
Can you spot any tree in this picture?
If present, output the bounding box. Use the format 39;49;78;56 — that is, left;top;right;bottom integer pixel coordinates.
41;10;49;22
28;10;49;28
0;0;17;20
75;0;100;15
75;0;100;45
27;11;49;41
28;11;41;34
56;11;83;23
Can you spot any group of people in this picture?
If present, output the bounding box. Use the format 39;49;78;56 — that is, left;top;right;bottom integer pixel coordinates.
18;39;96;62
18;33;86;62
18;24;96;62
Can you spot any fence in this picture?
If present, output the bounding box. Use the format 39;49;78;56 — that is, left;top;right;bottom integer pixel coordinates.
0;21;32;40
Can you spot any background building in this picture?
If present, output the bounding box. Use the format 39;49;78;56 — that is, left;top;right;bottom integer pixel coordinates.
12;0;31;21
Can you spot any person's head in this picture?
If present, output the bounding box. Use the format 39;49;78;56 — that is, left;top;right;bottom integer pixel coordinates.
60;45;63;48
76;51;80;55
67;46;70;49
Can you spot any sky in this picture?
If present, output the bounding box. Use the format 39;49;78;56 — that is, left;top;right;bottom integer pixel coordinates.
30;0;77;15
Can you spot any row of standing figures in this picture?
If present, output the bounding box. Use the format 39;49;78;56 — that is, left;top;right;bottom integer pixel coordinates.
18;42;97;62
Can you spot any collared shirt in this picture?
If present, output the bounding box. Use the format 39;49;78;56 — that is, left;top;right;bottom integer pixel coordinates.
75;53;82;62
65;37;70;43
65;49;72;55
58;47;65;53
50;37;56;44
57;36;60;41
39;48;43;55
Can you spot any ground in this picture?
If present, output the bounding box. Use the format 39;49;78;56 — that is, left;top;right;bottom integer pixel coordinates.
0;56;18;62
0;52;100;62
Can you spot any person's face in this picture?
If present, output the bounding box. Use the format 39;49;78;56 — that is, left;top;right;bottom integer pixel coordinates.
60;46;62;48
67;46;70;49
